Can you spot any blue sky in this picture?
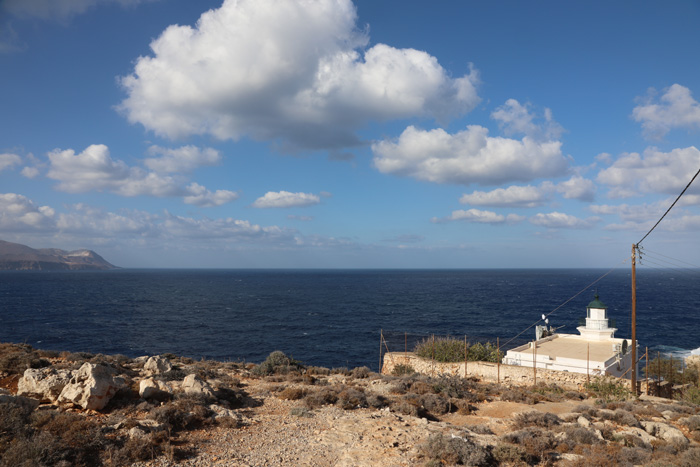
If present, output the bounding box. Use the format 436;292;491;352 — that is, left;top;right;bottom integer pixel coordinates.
1;0;699;268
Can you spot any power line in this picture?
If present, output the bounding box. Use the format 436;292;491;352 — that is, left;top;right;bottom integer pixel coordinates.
501;259;627;349
637;165;700;246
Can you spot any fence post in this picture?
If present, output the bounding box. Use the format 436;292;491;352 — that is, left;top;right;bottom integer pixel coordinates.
587;343;590;385
379;329;383;374
497;337;500;384
432;334;435;377
464;335;467;378
645;347;649;395
533;340;537;387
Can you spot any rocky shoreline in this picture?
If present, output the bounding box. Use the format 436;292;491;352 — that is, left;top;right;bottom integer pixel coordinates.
2;343;700;466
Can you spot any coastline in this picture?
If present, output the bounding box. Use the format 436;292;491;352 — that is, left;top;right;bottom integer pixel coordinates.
2;342;700;466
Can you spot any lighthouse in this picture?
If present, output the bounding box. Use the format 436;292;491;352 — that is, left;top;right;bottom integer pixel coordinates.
577;294;617;341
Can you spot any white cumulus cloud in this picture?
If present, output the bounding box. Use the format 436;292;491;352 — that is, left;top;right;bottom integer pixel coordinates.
530;212;600;229
491;99;564;141
46;144;237;206
118;0;479;150
145;145;222;173
0;192;55;231
459;176;595;207
252;191;322;208
183;183;239;207
596;146;700;198
632;84;700;140
432;208;524;224
460;185;549;208
372;125;568;185
0;153;22;172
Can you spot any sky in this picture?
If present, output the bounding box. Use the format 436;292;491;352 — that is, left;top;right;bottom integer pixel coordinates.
1;0;699;269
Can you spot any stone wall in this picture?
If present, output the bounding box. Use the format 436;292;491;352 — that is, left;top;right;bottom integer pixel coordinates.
381;352;618;391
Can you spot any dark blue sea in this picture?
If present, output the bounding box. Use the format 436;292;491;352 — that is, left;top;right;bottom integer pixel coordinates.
1;269;699;371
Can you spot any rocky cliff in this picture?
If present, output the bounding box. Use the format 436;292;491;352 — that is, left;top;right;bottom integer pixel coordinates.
0;239;117;270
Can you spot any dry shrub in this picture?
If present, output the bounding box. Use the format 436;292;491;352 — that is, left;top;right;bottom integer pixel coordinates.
278;386;307;400
467;424;494;435
500;387;541;405
681;414;700;431
558;425;601;446
392;394;429;419
420;393;451;416
492;443;526;465
306;366;331;376
568;444;623;467
351;366;370;379
0;343;50;375
421;433;492;467
502;427;557;464
366;393;389;409
149;395;212;431
303;387;339;409
410;380;433;395
337;387;367;409
675;447;700;467
512;411;561;430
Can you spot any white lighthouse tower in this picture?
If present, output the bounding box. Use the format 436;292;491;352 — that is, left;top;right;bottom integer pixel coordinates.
577;294;617;341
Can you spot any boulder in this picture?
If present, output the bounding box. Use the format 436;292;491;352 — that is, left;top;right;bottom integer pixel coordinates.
17;368;71;403
209;404;242;424
58;363;125;411
618;427;657;449
144;356;172;375
641;421;689;447
182;374;215;398
139;377;173;400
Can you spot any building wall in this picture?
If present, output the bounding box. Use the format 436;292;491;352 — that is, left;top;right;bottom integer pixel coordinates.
381;352;594;390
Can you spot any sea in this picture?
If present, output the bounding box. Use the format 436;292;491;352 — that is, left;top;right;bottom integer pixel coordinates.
1;268;699;371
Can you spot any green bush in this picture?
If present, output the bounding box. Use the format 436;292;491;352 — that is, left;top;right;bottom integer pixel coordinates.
253;351;303;376
413;337;503;363
391;363;415;376
585;376;632;402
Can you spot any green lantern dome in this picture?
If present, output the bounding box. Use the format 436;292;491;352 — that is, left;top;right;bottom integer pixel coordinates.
587;294;607;309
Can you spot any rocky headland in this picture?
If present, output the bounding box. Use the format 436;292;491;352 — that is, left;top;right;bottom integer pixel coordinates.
0;239;117;271
2;343;700;466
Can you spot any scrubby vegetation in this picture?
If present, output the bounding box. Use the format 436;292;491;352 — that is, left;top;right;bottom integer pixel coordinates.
3;344;700;466
413;337;503;363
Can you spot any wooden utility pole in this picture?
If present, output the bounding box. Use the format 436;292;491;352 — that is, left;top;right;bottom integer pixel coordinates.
631;244;637;395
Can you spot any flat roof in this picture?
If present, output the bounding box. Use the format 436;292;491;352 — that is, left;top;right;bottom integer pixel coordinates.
509;334;621;362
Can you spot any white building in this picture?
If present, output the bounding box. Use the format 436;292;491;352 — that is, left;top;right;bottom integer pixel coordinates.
503;295;634;378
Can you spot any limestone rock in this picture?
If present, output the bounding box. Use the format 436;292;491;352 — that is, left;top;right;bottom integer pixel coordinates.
144;356;172;375
58;363;125;411
139;377;173;400
17;367;71;403
617;427;656;449
209;404;242;424
182;374;215;398
641;421;689;447
577;416;591;428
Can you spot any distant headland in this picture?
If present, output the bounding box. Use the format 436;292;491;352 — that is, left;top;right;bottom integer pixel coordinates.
0;239;117;271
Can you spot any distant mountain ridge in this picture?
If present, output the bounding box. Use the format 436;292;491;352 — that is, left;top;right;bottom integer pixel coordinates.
0;239;117;271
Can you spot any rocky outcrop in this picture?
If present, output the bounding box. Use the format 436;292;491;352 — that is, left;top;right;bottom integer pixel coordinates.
641;420;690;447
182;374;215;398
57;363;125;410
0;239;117;270
139;377;173;400
17;367;71;403
144;356;173;375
